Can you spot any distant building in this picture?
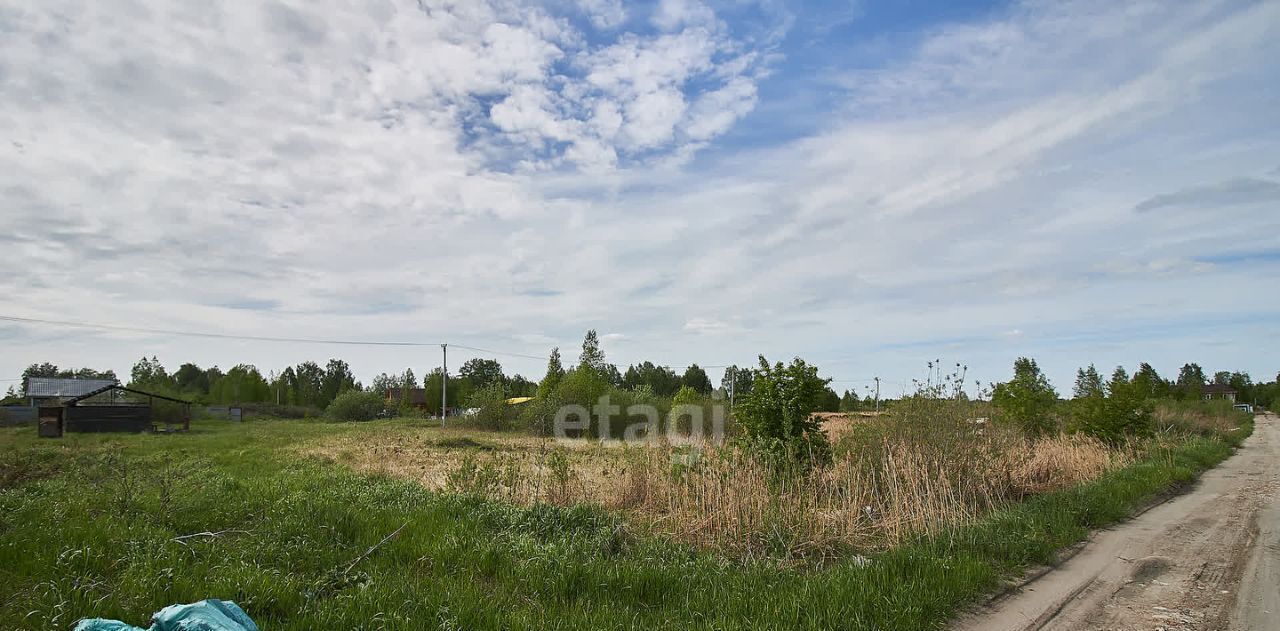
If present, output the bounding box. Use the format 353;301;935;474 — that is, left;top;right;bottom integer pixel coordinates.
40;383;193;436
1202;383;1237;402
25;377;118;407
386;388;429;410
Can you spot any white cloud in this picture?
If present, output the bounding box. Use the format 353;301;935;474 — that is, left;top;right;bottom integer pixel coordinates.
0;0;1277;393
577;0;628;30
651;0;717;32
682;76;758;140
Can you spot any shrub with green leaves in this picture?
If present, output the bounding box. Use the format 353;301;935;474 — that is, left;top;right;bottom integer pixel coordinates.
466;382;510;431
734;356;832;468
1070;367;1152;444
324;390;384;422
992;357;1059;436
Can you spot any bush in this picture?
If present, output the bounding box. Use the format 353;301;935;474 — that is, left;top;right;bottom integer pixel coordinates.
466;382;511;431
1069;371;1152;444
325;390;384;422
518;394;561;436
992;357;1059;436
550;368;611;437
734;356;832;468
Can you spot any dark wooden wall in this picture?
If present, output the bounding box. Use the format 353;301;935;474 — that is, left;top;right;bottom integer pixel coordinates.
64;406;152;433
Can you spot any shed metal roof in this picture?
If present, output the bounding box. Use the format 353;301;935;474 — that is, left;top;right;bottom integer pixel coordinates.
66;383;193;406
25;378;119;398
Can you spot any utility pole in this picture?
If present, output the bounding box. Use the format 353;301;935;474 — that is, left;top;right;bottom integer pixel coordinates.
441;343;447;427
727;367;735;408
874;377;880;413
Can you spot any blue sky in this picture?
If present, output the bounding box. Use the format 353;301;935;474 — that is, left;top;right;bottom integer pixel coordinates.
1;0;1278;395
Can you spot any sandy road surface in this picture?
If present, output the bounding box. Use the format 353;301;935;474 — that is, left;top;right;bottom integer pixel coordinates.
954;412;1280;631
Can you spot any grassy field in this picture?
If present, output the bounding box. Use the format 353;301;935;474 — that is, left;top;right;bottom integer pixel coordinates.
0;412;1252;630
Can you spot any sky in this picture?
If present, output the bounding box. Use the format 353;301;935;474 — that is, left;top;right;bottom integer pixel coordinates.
1;0;1278;398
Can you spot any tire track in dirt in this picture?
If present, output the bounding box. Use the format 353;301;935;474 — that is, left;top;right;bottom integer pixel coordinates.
953;412;1280;631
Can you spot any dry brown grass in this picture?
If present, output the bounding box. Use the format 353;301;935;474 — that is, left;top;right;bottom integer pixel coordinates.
1152;401;1242;435
298;417;1125;559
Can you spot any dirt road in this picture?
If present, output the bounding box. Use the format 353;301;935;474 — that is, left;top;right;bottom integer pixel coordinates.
954;412;1280;631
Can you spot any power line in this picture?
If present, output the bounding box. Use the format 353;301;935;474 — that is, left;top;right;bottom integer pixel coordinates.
448;343;546;361
0;314;730;367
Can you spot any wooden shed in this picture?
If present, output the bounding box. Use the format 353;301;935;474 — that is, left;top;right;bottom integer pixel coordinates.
40;384;193;437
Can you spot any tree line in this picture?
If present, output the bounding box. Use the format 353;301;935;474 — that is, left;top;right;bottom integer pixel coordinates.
991;358;1279;444
7;345;1275;425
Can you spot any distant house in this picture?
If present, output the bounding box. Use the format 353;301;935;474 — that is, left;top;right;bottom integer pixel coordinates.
1202;383;1237;402
25;377;118;407
386;388;429;410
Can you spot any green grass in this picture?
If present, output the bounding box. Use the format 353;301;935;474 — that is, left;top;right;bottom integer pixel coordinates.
0;417;1252;630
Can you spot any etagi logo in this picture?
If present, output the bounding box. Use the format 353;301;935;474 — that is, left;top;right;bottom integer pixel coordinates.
552;396;727;446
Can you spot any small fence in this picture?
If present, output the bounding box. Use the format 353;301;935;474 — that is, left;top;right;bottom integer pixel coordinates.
204;406;244;422
0;406;37;427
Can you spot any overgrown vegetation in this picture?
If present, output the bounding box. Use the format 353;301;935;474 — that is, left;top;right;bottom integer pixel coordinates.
991;357;1057;435
0;396;1253;630
324;390;384;422
3;337;1269;629
734;356;832;468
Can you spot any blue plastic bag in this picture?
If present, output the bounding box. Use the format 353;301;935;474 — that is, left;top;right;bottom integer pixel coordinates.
74;599;258;631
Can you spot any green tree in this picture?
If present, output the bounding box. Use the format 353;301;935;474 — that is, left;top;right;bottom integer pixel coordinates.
507;374;537;397
538;347;565;397
720;365;753;400
992;357;1058;436
2;385;22;405
129;356;176;393
681;364;712;395
1227;371;1254;403
1131;362;1167;399
173;363;209;394
205;366;224;394
1071;366;1152;444
320;359;358;407
423;368;459;416
672;384;701;406
370;372;398;397
274;366;298;405
398;368;419;415
578;329;606;374
1175;363;1206;400
460;358;505;391
466;381;510;431
838;389;860;412
818;387;841;412
1073;364;1104;399
735;356;832;467
210;364;271;403
290;361;325;407
553;365;611;437
601;363;623;386
622;362;680;396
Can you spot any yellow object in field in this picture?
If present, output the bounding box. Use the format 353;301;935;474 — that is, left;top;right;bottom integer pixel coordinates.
505;396;534;405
